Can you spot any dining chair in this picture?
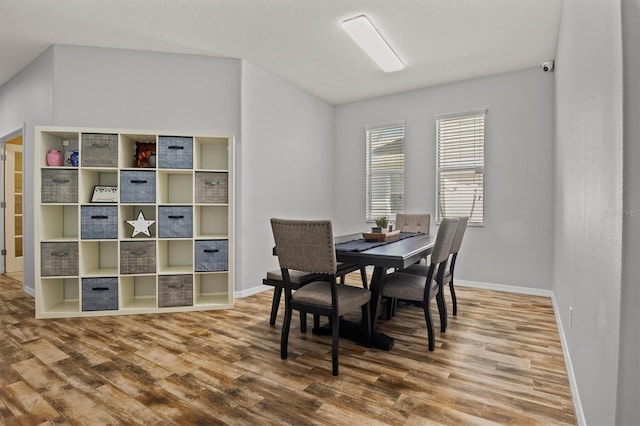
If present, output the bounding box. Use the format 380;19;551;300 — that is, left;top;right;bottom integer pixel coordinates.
395;213;431;234
403;216;468;316
271;218;371;376
385;213;432;317
381;217;459;351
264;262;367;330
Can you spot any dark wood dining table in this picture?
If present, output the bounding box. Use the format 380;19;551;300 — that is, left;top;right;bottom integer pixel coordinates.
332;232;436;350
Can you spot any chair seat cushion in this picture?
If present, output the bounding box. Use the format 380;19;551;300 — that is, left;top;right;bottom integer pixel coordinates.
382;271;438;301
266;269;318;284
292;281;371;314
402;264;453;284
401;263;429;276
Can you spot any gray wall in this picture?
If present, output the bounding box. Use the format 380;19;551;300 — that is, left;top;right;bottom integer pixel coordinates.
334;68;555;291
554;0;624;425
51;45;241;135
239;61;334;295
620;0;640;424
0;48;55;294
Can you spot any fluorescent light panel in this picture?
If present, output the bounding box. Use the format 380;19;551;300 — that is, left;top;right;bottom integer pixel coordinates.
343;15;404;73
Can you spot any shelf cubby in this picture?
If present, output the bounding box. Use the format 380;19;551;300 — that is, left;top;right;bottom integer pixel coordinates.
158;170;193;204
194;206;229;238
39;205;79;240
195;273;231;305
39;278;80;313
158;239;193;273
120;275;157;309
80;241;118;276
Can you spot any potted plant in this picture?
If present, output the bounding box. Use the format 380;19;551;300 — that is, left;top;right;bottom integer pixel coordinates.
372;216;388;233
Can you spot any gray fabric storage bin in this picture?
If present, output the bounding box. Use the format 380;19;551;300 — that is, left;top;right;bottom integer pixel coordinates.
120;170;156;203
81;133;118;167
82;277;118;311
41;242;79;276
195;240;228;272
81;206;118;239
120;241;156;274
195;172;228;204
158;136;193;169
158;206;192;238
41;169;78;203
158;275;193;307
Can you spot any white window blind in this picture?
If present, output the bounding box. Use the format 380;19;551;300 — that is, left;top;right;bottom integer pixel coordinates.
366;121;405;221
436;110;485;225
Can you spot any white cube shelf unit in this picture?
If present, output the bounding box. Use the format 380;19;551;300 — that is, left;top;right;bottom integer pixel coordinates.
34;126;234;318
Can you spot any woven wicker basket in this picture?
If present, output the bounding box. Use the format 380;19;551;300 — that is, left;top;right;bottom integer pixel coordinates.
158;275;193;307
195;172;228;204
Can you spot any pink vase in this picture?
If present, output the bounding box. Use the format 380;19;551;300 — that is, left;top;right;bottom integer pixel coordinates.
46;150;63;166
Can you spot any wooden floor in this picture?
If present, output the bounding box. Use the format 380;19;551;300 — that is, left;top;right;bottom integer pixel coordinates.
0;273;576;425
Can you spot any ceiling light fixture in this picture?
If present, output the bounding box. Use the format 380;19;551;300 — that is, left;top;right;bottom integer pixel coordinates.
342;15;404;73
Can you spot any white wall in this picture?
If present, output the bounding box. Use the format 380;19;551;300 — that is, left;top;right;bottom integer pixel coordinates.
51;45;241;135
554;1;624;425
0;48;55;294
619;0;640;424
239;61;334;294
334;68;555;290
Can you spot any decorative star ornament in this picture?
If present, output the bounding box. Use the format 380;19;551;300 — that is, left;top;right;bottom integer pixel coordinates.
126;210;155;237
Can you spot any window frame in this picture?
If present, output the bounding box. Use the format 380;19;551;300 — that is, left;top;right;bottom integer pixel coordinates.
365;121;405;223
435;109;486;226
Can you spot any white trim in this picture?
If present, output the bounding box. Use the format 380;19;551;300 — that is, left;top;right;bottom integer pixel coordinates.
552;292;586;426
235;284;271;299
455;279;552;297
435;108;487;120
23;284;35;297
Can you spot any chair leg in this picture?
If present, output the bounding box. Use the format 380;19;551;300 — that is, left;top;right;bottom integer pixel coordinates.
300;311;307;333
359;267;368;289
423;300;435;351
361;303;371;347
385;297;393;320
449;279;458;316
313;314;320;331
269;286;283;326
331;312;340;376
281;304;292;360
436;285;447;332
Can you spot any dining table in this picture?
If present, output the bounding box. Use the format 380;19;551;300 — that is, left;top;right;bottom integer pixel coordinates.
327;231;435;350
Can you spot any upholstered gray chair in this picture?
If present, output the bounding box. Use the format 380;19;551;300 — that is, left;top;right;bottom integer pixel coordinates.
271;218;371;376
385;213;432;317
264;263;367;330
395;213;431;234
403;216;468;316
381;217;459;351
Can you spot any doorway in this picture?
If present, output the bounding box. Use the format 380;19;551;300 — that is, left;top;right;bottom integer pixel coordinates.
3;134;23;277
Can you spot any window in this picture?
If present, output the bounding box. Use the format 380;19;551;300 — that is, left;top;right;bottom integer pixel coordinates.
365;121;405;221
436;110;485;225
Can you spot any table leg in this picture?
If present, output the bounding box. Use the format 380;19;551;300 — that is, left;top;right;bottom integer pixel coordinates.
368;266;395;351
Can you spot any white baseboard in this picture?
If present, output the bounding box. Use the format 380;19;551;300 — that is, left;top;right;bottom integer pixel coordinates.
551;293;586;426
23;285;35;297
455;279;553;297
235;285;271;299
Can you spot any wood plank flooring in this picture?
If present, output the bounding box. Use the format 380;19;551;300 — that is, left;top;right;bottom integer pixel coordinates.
0;273;576;425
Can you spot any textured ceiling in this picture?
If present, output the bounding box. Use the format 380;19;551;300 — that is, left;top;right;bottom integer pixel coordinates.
0;0;563;105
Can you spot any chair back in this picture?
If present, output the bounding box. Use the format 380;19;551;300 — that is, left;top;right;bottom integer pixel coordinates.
270;218;336;275
450;216;468;254
431;218;459;264
395;213;431;234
